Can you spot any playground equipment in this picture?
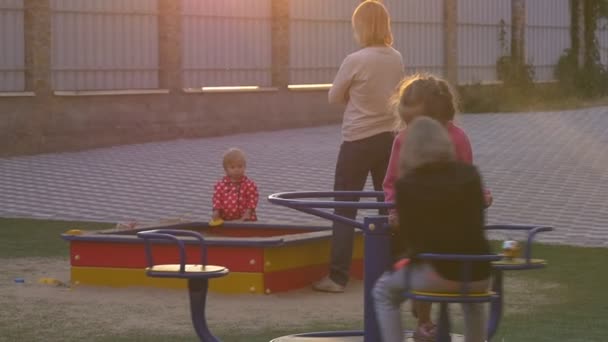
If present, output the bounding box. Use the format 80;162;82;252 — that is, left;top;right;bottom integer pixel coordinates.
137;229;228;342
267;191;553;342
130;190;551;341
403;253;501;341
61;222;364;294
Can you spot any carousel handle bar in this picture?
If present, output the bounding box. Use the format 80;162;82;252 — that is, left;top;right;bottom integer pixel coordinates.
268;191;393;230
268;191;389;208
137;229;209;271
485;224;554;262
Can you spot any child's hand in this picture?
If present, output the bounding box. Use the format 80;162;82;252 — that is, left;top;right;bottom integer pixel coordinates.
242;209;252;221
212;210;220;220
388;212;399;230
484;192;493;208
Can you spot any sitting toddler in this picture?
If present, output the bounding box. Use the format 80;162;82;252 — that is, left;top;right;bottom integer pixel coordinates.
212;148;258;222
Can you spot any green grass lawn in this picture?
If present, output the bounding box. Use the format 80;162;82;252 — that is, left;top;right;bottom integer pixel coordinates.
459;82;608;114
492;243;608;342
0;218;113;258
1;218;607;341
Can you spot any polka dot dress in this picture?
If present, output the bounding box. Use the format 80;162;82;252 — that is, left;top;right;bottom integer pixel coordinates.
212;176;258;221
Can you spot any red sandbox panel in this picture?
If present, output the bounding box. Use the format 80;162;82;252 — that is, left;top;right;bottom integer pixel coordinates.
70;241;264;272
265;260;365;293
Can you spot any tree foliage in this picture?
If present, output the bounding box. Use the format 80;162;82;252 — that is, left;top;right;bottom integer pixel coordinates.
555;0;608;97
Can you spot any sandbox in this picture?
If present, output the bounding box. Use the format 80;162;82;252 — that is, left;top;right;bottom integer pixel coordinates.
61;222;364;294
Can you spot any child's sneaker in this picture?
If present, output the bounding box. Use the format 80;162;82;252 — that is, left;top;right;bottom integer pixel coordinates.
413;322;437;341
312;276;345;293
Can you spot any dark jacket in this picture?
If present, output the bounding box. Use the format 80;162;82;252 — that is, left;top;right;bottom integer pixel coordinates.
394;161;491;281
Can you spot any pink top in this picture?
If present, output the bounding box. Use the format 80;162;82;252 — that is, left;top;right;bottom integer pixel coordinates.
212;176;259;221
383;122;474;206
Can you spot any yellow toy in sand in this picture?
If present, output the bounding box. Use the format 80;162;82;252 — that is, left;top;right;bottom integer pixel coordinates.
209;218;224;227
38;277;68;287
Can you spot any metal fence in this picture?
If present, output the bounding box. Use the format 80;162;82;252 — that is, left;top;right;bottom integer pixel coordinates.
50;0;159;91
181;0;272;87
457;0;512;84
385;0;445;77
0;0;596;91
289;0;445;85
526;0;571;82
289;0;359;84
0;0;25;92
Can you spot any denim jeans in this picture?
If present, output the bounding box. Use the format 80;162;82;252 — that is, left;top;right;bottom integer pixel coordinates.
328;131;394;286
373;263;489;342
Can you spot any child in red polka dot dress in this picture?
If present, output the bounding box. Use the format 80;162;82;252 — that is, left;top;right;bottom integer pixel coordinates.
212;148;259;222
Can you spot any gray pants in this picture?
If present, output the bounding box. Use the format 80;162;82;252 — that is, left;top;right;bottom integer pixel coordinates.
372;263;489;342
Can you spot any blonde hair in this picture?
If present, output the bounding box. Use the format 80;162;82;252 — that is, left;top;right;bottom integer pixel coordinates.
223;148;246;169
390;73;459;130
352;0;393;47
399;117;456;177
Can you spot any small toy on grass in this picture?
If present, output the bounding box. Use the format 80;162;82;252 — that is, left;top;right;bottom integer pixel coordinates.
38;277;68;287
502;240;521;260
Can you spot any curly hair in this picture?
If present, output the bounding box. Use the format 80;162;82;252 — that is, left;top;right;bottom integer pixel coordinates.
390;73;459;129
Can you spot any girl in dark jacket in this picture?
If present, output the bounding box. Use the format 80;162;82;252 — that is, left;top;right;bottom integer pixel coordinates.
373;117;491;342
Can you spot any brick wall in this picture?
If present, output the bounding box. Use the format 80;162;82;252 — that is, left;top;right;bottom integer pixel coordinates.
0;89;342;157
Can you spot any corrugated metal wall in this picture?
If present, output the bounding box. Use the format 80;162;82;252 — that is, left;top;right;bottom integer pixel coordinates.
289;0;444;85
50;0;159;91
385;0;444;77
526;0;571;82
457;0;511;84
0;0;25;92
289;0;358;84
0;1;593;91
181;0;272;87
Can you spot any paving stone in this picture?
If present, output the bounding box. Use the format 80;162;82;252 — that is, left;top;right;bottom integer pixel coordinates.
1;109;607;247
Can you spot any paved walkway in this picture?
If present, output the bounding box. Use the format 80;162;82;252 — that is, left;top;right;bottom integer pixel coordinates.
1;108;607;247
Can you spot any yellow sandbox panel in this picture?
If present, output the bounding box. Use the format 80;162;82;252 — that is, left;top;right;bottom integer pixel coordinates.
354;234;364;257
71;267;265;294
264;234;364;272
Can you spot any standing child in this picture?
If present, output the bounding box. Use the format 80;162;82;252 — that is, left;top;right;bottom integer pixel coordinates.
313;0;404;293
383;74;493;217
374;117;492;342
381;74;493;340
212;148;259;222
